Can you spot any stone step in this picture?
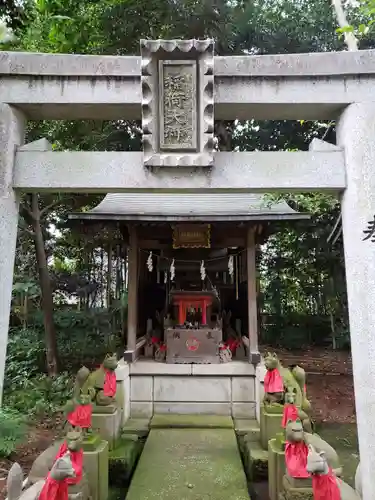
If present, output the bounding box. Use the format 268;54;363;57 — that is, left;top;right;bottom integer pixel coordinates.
150;414;234;429
108;436;143;489
241;439;269;481
234;418;260;441
126;428;250;500
122;418;150;438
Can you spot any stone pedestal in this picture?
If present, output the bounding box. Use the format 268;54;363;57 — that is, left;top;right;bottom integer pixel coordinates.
338;102;375;500
115;360;130;425
268;437;286;500
255;362;266;424
83;438;109;500
260;404;283;450
282;474;313;500
91;408;123;450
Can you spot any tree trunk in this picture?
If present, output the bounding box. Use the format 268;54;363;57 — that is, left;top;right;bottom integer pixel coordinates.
31;194;59;375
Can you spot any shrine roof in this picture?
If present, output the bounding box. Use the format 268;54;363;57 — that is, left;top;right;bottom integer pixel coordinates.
69;193;308;222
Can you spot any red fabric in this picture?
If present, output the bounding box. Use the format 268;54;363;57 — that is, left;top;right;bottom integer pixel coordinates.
227;339;240;353
312;468;341;500
55;443;83;485
102;367;117;397
159;343;167;352
264;368;284;393
151;336;159;344
282;404;299;428
285;441;310;478
39;443;83;500
67;404;92;429
39;477;68;500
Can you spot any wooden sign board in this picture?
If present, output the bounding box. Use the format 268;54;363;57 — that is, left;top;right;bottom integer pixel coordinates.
173;224;211;249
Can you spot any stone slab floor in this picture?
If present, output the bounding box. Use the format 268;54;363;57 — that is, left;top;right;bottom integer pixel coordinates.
126;428;250;499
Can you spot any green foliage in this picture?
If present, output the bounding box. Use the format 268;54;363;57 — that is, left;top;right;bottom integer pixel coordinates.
0;407;27;458
4;308;123;417
335;0;375;41
4;373;73;418
5;328;46;386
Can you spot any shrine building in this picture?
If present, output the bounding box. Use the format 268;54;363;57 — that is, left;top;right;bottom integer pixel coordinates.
69;192;307;418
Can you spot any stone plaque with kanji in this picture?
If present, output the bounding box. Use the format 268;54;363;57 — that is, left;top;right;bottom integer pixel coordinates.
141;39;214;167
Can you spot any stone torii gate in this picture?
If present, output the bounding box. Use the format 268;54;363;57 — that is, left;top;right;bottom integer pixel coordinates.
1;41;375;497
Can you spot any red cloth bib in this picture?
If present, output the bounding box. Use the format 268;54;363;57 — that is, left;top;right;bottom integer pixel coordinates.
55;443;83;485
312;468;341;500
285;441;310;478
67;403;92;429
264;368;284;393
282;404;299;428
103;367;117;397
39;477;68;500
39;442;83;500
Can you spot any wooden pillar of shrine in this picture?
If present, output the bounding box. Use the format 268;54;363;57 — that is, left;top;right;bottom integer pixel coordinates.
247;226;261;364
126;225;138;352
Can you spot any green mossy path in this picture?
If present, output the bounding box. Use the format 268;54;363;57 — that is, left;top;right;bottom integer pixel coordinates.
126;428;250;500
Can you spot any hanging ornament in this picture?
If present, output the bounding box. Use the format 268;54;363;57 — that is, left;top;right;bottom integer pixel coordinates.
147;251;153;272
200;260;206;281
164;271;168;284
170;259;175;281
228;255;234;277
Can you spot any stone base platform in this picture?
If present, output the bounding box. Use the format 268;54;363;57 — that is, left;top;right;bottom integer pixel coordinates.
260;403;284;450
268;437;286;500
83;438;109;500
241;439;269;481
129;360;256;419
91;408;123;450
282;475;313;500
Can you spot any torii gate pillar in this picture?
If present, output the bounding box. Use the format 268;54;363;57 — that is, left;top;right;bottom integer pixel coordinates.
338;102;375;500
0;104;25;404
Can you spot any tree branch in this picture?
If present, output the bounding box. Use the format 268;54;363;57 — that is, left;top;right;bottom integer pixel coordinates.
19;204;34;225
332;0;359;51
40;199;62;218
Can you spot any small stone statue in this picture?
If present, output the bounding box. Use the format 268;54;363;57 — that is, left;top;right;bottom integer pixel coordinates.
263;353;311;416
79;354;118;407
219;342;232;363
27;429;90;500
307;444;360;500
285;419;342;477
283;386;312;433
7;453;77;500
154;343;167;362
38;451;77;500
64;368;93;431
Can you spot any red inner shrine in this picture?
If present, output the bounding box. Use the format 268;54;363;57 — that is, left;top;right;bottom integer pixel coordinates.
171;291;214;325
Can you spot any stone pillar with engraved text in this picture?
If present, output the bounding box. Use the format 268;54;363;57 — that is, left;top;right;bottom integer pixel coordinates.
141;39;214;167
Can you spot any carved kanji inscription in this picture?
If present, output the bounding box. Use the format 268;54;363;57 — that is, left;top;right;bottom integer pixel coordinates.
159;60;197;150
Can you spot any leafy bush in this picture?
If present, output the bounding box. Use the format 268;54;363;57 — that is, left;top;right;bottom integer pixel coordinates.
4;309;122;418
3;372;74;418
5;327;46;391
0;407;27;458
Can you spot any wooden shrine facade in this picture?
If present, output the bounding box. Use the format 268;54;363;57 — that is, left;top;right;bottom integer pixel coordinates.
70;199;307;364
